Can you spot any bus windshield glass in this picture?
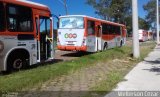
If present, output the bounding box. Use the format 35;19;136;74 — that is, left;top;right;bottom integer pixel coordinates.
59;17;84;29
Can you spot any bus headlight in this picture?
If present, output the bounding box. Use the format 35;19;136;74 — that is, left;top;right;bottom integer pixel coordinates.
0;41;4;53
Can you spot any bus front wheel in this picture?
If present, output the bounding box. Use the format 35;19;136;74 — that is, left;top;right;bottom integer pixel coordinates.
12;58;24;70
7;50;29;72
8;56;27;71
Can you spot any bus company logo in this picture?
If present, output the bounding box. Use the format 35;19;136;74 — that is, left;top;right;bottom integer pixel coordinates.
64;33;77;39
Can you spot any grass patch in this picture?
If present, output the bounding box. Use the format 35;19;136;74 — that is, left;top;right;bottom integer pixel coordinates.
0;41;156;93
88;41;156;96
94;71;123;92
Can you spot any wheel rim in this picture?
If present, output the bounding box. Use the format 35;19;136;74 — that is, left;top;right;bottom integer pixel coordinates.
13;59;23;69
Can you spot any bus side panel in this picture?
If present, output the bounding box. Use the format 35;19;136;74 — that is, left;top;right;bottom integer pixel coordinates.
85;18;97;52
0;37;6;71
102;35;116;49
115;35;122;47
0;36;38;71
114;26;126;47
86;36;96;52
0;36;19;71
102;34;125;48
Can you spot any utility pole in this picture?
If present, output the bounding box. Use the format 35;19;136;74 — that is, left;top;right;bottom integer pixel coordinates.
58;0;68;15
64;0;68;15
132;0;140;58
157;0;159;43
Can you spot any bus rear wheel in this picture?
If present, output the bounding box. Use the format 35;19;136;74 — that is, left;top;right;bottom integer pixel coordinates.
8;56;27;71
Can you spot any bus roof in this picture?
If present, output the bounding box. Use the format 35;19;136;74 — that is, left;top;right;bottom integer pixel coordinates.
17;0;48;7
59;15;125;27
2;0;50;11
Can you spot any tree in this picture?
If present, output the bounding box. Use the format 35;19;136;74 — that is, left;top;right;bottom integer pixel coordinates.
86;0;132;23
110;0;132;23
86;0;132;36
139;17;150;30
124;16;150;36
86;0;112;20
143;0;160;29
124;15;132;36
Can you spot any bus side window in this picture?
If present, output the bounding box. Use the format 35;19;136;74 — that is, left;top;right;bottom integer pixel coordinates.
107;24;112;34
0;2;5;31
114;26;121;35
87;20;95;35
7;4;33;32
7;6;17;31
102;23;108;35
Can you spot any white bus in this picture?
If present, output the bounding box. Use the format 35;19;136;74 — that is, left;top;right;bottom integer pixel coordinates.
0;0;55;72
57;15;127;52
139;29;148;42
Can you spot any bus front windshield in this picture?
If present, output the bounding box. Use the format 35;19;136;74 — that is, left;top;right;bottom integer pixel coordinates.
59;17;84;29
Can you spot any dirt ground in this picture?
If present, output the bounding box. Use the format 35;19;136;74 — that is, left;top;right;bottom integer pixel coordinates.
54;50;91;61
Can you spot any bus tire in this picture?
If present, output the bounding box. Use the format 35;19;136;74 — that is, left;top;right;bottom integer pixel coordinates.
7;50;29;72
8;56;25;71
103;42;108;50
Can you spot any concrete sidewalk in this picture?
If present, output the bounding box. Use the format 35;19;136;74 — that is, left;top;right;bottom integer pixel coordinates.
105;45;160;97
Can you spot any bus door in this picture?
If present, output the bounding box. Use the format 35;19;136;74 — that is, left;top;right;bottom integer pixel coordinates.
36;16;54;62
96;23;102;51
87;20;96;52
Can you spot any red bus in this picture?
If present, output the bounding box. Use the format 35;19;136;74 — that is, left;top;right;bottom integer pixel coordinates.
0;0;55;72
57;15;127;52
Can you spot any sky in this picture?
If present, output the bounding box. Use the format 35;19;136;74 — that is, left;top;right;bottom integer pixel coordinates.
30;0;150;18
30;0;150;27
